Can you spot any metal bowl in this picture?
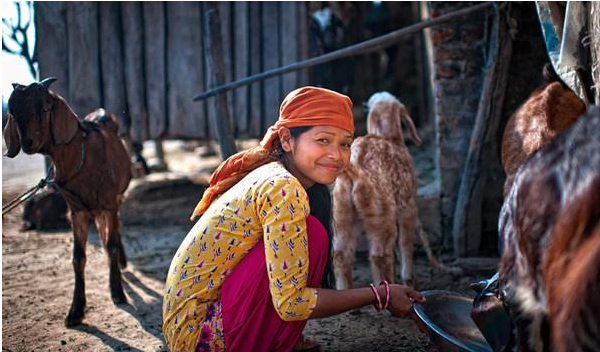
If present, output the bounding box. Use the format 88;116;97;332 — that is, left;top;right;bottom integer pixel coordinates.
412;290;493;352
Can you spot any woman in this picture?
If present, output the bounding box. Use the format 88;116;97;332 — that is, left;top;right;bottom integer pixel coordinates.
163;87;424;352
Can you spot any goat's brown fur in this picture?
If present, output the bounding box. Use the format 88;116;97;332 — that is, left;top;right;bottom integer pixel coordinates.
4;78;131;326
498;107;600;351
501;70;586;195
333;92;458;289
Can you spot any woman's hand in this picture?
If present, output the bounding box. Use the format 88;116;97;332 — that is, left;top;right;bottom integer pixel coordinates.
386;284;425;318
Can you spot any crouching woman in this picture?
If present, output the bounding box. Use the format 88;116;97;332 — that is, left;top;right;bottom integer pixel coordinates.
162;87;424;352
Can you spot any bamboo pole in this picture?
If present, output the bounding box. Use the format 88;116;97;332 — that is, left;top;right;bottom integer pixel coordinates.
193;1;494;102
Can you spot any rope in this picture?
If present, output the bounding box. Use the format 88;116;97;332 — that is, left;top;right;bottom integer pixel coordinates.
2;123;88;216
2;166;55;216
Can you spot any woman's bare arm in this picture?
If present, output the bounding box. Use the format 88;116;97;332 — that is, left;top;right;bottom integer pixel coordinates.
309;283;425;319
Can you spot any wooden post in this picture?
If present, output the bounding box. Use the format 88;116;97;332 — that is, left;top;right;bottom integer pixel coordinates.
452;5;513;257
204;7;237;159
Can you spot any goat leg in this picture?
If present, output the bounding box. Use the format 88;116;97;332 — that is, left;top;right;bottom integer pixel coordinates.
398;208;417;287
332;221;360;290
95;211;127;305
114;215;127;269
65;211;90;326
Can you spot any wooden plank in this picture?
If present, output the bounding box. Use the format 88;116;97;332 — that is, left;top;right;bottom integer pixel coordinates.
121;2;148;141
452;9;513;257
281;2;299;95
166;2;206;138
98;2;128;134
34;2;68;98
66;2;101;118
143;2;167;139
249;2;262;136
204;7;237;159
298;2;309;86
261;2;281;130
233;2;250;136
217;2;235;134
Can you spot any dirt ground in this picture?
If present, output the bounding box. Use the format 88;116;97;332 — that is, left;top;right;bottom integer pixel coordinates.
2;141;491;352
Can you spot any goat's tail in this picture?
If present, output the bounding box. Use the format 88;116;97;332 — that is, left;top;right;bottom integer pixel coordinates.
416;221;463;276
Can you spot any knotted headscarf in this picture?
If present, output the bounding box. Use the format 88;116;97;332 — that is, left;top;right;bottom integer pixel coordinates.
190;86;354;220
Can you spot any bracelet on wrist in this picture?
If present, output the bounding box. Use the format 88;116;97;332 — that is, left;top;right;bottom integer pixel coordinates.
380;280;390;310
369;283;383;311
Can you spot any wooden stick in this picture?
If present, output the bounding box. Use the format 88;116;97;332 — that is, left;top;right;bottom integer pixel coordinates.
193;1;494;101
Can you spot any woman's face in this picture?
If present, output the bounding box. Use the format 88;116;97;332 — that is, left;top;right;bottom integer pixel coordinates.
279;125;353;188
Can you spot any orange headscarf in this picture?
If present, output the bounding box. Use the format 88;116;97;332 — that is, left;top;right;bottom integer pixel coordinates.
190;86;354;220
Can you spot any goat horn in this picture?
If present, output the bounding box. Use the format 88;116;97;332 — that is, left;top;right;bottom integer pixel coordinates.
11;83;19;89
40;77;58;89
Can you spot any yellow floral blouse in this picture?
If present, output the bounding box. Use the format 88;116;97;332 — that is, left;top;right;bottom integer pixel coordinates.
163;162;319;352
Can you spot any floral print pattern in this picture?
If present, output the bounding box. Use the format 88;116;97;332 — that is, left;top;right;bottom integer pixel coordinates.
163;162;318;352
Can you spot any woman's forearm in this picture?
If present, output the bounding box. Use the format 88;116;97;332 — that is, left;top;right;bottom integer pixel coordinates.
309;286;384;318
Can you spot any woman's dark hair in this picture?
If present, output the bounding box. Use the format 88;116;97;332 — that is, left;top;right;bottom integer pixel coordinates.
275;126;336;289
306;183;336;289
273;126;312;160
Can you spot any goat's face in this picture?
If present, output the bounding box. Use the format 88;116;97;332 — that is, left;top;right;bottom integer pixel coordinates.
6;80;55;155
367;96;403;142
4;78;78;158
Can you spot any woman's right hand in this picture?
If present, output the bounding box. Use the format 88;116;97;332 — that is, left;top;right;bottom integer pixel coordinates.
386;284;425;318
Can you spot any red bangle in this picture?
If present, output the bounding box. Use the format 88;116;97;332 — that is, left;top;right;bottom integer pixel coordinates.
369;283;383;311
380;280;390;310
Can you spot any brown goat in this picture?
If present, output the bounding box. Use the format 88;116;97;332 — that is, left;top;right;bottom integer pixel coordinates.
501;65;586;195
4;78;132;326
498;106;600;352
333;92;460;289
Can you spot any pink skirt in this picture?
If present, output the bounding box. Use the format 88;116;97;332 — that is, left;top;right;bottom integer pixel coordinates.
220;215;329;352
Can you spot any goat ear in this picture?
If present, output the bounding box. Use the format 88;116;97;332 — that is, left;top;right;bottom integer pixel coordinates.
399;105;422;146
51;95;79;145
3;115;21;158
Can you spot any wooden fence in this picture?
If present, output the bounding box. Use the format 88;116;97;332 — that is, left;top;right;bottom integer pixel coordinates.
35;2;309;141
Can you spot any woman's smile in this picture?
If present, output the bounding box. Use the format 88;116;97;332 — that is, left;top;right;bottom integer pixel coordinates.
317;162;341;172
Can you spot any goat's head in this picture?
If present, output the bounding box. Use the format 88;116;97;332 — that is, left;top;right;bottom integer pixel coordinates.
366;91;422;145
4;78;79;157
310;7;344;53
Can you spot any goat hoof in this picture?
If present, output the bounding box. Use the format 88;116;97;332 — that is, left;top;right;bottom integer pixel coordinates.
65;312;84;327
111;292;128;305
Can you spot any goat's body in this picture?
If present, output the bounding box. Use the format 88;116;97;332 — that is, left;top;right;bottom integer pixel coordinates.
4;81;132;327
333;135;419;287
501;81;585;195
333;92;425;288
52;111;130;211
51;110;131;325
498;107;600;352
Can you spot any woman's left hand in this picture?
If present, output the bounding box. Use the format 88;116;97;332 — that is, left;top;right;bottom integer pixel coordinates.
386;284;425;318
